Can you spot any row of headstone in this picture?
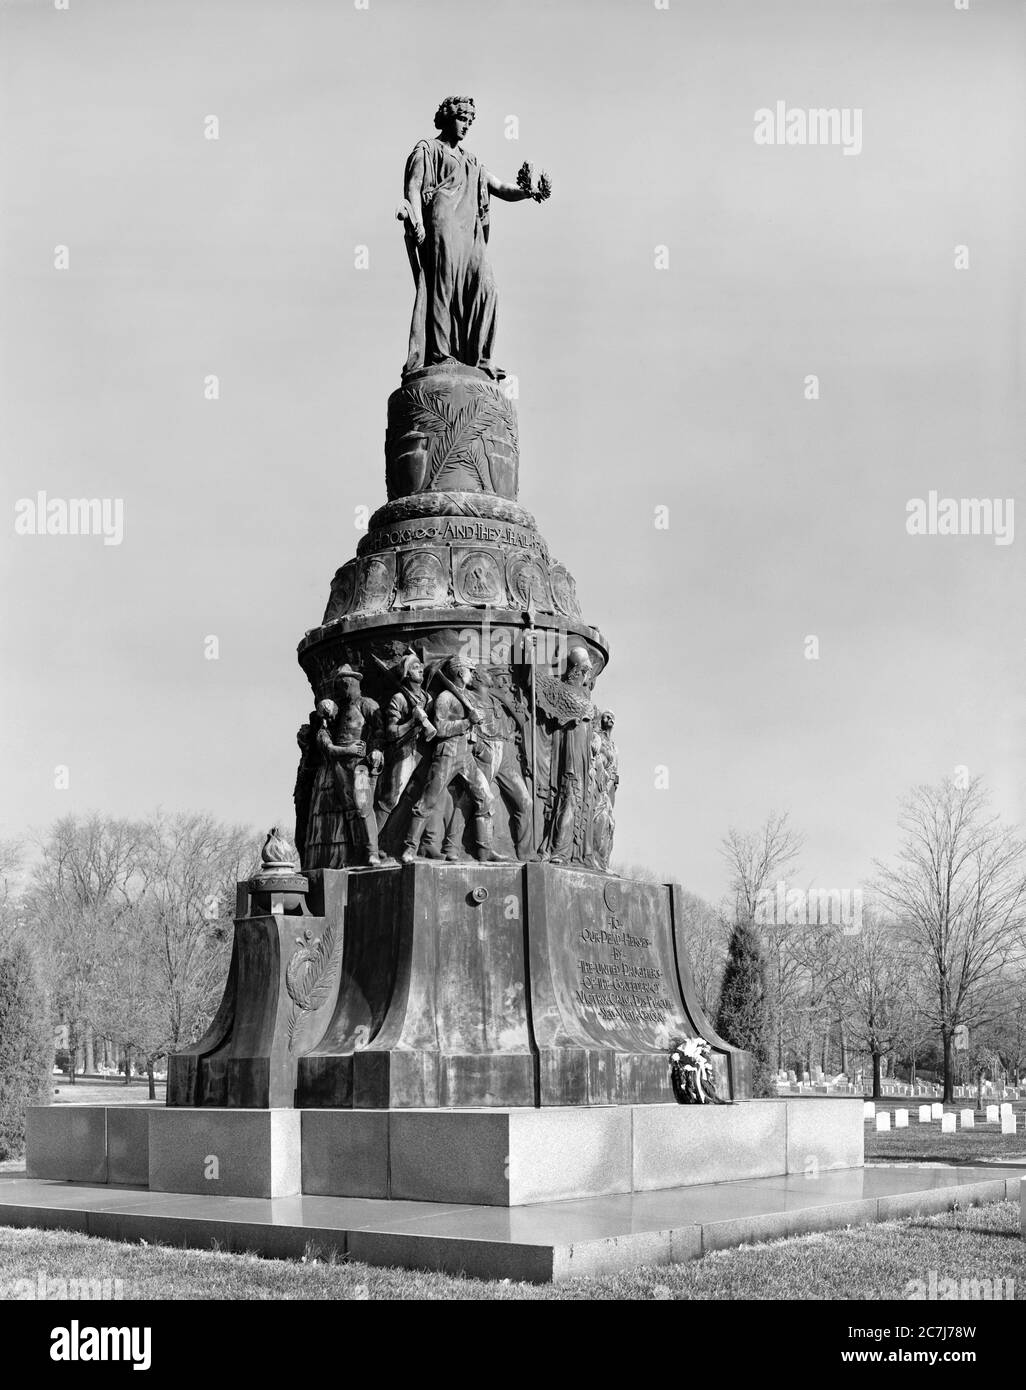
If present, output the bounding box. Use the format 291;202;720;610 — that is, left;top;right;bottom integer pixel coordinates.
797;1078;1021;1101
867;1100;1020;1132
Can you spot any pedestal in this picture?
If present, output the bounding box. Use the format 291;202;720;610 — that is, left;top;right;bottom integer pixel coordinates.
148;1109;301;1199
170;860;751;1111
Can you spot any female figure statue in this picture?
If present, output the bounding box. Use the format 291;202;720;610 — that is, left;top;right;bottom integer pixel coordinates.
398;96;549;377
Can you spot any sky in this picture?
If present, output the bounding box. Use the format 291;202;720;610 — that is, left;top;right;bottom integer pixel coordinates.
2;0;1025;903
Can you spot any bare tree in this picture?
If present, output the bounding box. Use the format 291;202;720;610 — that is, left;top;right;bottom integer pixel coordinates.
760;916;810;1072
791;919;849;1081
896;962;933;1090
138;812;255;1059
989;962;1026;1087
837;906;913;1098
721;812;805;1069
672;887;728;1018
875;777;1026;1103
721;812;804;927
25;812;256;1092
26;815;149;1081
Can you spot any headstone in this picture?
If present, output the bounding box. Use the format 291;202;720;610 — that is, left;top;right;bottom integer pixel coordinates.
1001;1113;1017;1136
1000;1101;1012;1116
931;1102;943;1119
875;1112;891;1132
918;1104;931;1123
959;1109;974;1129
986;1105;999;1124
863;1101;876;1121
894;1109;908;1128
940;1113;956;1133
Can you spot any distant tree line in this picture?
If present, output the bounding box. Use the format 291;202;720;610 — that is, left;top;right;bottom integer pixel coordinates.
622;776;1026;1102
1;772;1022;1146
0;812;256;1102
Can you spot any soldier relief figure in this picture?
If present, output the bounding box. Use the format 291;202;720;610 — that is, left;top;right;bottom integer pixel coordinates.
402;656;509;865
466;665;534;861
398;96;550;377
300;667;387;869
375;653;436;829
589;710;619;871
297;649;618;871
532;646;602;865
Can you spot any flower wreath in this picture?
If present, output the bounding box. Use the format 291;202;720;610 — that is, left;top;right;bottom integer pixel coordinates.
669;1036;723;1106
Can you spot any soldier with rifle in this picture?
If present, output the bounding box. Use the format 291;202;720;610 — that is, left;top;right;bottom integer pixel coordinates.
401;655;508;864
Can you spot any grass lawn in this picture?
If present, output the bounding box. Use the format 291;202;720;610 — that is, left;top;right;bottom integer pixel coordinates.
0;1200;1022;1300
48;1077;165;1107
866;1127;1026;1164
864;1101;1026;1164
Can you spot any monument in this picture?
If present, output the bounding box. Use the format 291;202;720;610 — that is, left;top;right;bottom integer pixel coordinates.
165;93;752;1121
18;100;879;1277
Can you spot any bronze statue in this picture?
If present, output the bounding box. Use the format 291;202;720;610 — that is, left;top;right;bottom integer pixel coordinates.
292;708;318;864
533;646;599;865
589;710;619;871
401;656;506;864
302;676;386;870
328;666;386;867
376;653;437;826
398;96;550;378
464;665;534;860
303;699;346;868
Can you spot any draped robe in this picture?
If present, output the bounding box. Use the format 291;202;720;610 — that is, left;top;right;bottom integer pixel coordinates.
403;138;498;375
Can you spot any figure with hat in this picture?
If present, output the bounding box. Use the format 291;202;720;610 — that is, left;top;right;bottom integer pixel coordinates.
304;668;386;869
375;651;437;829
402;655;508;864
331;665;386;865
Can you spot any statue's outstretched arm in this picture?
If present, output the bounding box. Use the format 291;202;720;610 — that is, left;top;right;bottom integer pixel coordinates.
486;170;535;203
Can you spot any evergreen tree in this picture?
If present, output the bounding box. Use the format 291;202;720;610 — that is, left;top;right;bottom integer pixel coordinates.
0;942;53;1159
715;920;773;1097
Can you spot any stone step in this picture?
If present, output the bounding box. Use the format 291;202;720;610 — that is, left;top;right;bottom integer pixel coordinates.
0;1165;1018;1284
